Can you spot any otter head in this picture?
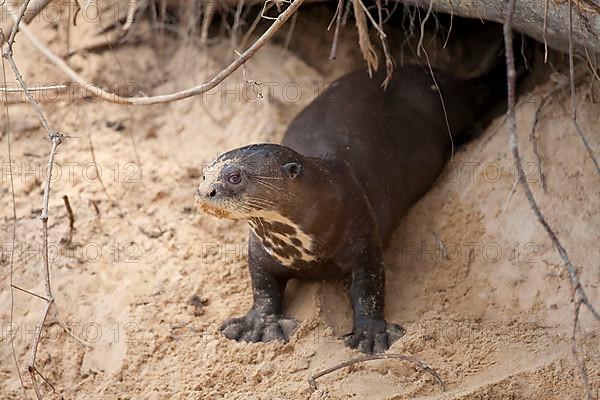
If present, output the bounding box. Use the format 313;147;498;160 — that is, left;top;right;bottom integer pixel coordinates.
196;144;304;220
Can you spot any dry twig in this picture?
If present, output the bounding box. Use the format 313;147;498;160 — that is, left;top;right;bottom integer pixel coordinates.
351;0;393;84
87;130;123;214
529;106;549;192
528;71;586;193
126;108;144;184
230;0;246;53
442;0;453;48
420;46;453;159
328;0;345;59
123;0;138;32
62;195;76;244
0;0;53;46
240;1;275;49
503;2;599;399
571;298;592;400
0;28;29;399
234;49;263;99
529;87;564;193
15;0;305;105
567;0;600;175
278;10;298;61
308;353;445;392
375;0;394;87
352;0;378;76
416;0;433;58
29;133;64;399
201;0;218;45
0;83;68;95
1;1;70;396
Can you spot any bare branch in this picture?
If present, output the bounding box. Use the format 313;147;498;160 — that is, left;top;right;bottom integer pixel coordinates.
528;71;588;193
3;39;55;134
28;299;54;399
328;0;344;59
2;2;67;397
420;46;453;159
123;0;138;32
505;0;599;326
11;285;49;302
0;83;67;94
353;0;379;75
571;298;593;400
62;194;75;244
87;130;124;215
201;0;218;45
543;0;549;63
5;0;38;46
568;0;600;175
416;0;433;57
14;0;305;105
309;353;445;392
0;28;28;398
504;3;599;399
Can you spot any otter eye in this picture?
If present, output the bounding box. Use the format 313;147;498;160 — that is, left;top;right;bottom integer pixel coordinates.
228;173;242;185
202;175;206;181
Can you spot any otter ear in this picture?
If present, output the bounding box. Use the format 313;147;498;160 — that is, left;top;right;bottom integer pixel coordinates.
283;162;302;179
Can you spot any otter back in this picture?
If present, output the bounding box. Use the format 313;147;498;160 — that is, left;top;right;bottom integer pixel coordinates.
282;66;480;243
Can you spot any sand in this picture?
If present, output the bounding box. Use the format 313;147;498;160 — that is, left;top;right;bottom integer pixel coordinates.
0;7;599;400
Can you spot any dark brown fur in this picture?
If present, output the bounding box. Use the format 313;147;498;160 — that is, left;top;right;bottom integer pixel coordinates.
196;66;487;353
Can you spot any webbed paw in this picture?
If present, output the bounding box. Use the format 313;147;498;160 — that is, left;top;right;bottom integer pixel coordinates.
220;309;298;343
344;319;405;353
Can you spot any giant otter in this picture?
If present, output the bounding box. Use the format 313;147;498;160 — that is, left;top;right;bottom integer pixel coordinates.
196;65;502;353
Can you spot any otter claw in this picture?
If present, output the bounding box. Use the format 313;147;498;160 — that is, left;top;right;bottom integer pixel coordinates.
220;311;298;343
344;320;405;354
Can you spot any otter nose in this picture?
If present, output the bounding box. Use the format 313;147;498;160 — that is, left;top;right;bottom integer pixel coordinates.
196;185;217;199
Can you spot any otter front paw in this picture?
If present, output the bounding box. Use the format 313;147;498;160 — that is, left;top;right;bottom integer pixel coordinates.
344;319;405;354
219;309;298;343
